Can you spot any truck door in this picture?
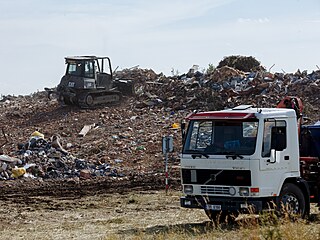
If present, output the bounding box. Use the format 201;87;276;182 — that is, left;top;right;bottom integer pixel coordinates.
260;119;290;171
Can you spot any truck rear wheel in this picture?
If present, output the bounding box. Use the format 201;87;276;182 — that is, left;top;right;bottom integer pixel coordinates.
278;183;306;217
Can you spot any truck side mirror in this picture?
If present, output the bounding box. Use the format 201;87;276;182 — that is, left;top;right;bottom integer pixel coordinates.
181;120;186;145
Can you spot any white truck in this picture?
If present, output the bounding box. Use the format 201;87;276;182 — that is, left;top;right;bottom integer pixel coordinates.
180;97;320;221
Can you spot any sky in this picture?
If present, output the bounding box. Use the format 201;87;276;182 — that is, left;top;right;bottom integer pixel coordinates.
0;0;320;95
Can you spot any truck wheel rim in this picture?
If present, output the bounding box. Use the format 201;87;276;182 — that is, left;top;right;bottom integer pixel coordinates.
282;194;299;214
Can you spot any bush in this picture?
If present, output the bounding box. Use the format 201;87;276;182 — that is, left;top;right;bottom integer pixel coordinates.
217;55;265;72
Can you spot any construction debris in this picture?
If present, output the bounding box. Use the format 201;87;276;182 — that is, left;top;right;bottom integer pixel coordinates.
78;123;97;137
0;56;319;185
0;130;124;180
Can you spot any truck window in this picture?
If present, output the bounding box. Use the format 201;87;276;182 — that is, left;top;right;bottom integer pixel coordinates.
262;120;287;157
189;121;213;150
183;120;258;155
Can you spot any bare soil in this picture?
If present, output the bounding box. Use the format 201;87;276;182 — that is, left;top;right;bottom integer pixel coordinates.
0;189;209;240
1;188;320;240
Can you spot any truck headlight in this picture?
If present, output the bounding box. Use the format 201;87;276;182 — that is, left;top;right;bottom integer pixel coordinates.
239;187;249;196
184;185;193;194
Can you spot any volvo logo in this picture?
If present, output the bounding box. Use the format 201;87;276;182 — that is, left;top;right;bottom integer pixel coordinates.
204;170;223;184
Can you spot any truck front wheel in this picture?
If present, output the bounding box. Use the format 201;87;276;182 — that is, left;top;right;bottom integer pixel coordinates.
278;183;306;217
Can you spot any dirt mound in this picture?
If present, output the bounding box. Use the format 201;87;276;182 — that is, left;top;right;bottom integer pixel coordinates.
217;55;265;72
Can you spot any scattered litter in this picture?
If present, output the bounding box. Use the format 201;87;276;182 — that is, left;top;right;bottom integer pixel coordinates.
78;123;97;137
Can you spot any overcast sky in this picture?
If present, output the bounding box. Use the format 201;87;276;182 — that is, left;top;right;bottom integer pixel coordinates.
1;0;320;95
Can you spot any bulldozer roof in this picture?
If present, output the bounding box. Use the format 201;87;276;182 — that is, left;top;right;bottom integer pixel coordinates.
65;56;109;61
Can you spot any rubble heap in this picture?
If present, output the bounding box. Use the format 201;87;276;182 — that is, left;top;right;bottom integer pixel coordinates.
115;57;319;120
0;131;123;180
0;56;319;184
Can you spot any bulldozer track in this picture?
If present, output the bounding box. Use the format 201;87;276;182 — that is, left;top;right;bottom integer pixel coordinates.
77;90;122;108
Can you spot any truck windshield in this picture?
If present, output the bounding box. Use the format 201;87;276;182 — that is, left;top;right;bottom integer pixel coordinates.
183;120;258;156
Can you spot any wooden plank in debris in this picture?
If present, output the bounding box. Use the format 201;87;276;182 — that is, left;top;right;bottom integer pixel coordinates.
0;155;20;163
78;123;96;137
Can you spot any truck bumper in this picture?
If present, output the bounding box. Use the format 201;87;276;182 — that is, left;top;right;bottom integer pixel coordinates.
181;195;268;213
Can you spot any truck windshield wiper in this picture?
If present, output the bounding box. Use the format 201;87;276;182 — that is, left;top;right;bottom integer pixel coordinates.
191;150;209;159
223;152;244;160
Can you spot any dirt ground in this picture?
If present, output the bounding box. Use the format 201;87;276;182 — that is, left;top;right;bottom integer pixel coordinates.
0;189;209;240
1;186;320;240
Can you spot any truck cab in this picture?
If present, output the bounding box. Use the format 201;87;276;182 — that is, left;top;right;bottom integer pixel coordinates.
180;105;315;221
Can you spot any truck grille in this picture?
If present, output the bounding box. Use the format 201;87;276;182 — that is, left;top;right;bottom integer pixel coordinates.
201;186;231;195
181;169;251;186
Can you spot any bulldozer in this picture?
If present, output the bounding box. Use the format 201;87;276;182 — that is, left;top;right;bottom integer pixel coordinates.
52;56;134;108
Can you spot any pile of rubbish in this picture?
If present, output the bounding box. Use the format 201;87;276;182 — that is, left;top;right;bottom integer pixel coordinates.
0;131;123;181
116;56;319;121
0;55;319;183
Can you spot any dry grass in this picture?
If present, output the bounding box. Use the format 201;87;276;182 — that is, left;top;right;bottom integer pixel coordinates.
107;200;320;240
107;214;320;240
0;190;319;240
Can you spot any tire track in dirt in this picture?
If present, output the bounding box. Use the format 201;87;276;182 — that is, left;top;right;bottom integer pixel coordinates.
0;174;181;199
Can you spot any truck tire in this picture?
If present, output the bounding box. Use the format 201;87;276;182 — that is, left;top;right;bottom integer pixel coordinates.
278;183;306;217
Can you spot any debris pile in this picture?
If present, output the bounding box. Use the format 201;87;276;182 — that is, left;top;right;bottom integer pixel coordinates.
0;131;124;180
116;57;319;121
0;55;319;185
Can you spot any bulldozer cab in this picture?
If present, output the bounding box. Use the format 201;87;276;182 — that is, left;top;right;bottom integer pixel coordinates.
64;56;113;90
66;60;94;78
